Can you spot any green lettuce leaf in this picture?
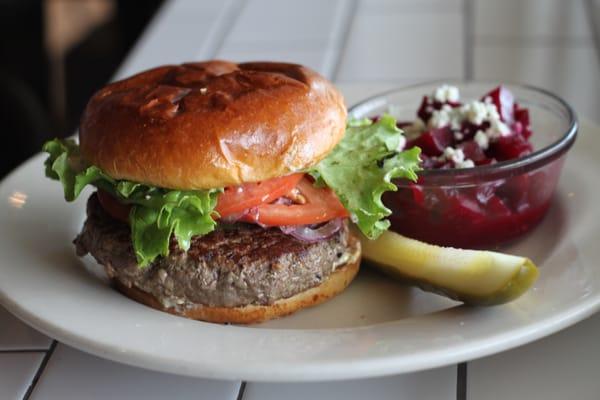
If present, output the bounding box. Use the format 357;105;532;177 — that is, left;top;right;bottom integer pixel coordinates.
43;139;221;267
128;188;219;266
309;114;421;239
43;114;419;266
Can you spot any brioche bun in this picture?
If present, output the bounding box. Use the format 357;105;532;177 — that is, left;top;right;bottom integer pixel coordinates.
79;60;347;189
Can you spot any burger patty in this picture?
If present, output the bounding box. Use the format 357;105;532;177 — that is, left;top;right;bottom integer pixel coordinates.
75;194;358;309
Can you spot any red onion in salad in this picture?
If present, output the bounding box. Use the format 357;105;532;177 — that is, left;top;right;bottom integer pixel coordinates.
279;218;343;243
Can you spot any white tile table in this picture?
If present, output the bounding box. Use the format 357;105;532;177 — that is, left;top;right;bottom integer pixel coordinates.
0;306;51;351
3;0;599;399
0;353;45;400
29;345;240;400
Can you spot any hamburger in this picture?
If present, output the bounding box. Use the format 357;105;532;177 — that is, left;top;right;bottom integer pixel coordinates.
43;61;420;324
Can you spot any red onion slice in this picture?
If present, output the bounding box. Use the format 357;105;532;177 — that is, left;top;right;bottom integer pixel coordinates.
279;218;343;243
220;207;343;242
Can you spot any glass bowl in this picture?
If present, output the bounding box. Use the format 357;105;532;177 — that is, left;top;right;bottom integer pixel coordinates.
349;81;578;248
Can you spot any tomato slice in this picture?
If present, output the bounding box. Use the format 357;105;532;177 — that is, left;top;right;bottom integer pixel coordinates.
97;190;131;223
96;174;346;228
241;177;348;226
216;173;303;218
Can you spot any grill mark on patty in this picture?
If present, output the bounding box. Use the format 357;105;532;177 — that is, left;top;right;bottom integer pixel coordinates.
181;225;317;264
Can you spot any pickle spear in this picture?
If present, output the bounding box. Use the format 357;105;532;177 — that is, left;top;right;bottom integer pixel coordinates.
359;230;539;306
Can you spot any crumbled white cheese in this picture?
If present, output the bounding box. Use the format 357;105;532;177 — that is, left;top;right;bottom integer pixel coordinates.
441;146;475;168
417;86;512;157
433;84;460;103
429;109;451;128
474;130;489;149
460;100;501;126
460;101;484;125
428;104;462;129
487;119;511;139
455;159;475;168
450;118;462;130
498;121;511;135
425;85;508;136
443;147;465;164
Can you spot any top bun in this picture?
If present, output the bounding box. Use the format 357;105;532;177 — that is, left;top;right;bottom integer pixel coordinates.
79;61;346;189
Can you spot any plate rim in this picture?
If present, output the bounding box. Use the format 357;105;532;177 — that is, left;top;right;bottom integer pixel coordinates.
1;120;599;382
2;282;599;381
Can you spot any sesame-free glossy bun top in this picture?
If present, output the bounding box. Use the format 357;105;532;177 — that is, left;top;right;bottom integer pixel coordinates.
79;60;347;189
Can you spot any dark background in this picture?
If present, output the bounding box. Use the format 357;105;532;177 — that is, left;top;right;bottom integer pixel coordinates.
0;0;163;178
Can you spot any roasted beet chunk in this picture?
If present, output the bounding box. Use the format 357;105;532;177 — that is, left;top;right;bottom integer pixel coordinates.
482;86;514;124
489;133;533;161
407;127;452;157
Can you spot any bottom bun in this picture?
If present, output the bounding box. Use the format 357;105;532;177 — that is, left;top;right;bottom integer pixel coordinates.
114;255;360;324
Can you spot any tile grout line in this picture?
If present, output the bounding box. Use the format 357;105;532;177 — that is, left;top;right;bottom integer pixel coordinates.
110;0;170;80
325;0;358;80
457;362;467;400
236;381;247;400
584;0;600;65
202;0;246;59
22;340;57;400
463;0;474;80
331;0;358;83
459;4;471;400
473;36;593;47
0;349;51;354
362;8;464;16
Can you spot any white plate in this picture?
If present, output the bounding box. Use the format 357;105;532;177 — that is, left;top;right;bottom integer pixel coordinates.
1;95;600;382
